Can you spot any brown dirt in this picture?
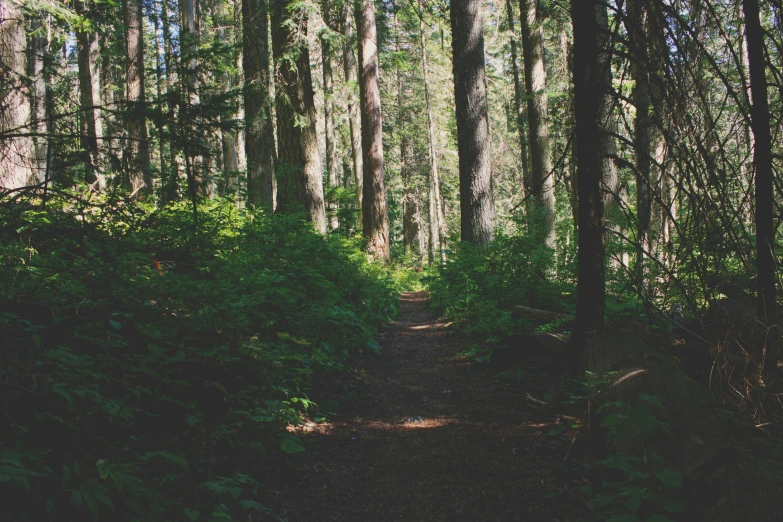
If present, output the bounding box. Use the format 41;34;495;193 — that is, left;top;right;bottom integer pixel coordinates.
268;291;585;521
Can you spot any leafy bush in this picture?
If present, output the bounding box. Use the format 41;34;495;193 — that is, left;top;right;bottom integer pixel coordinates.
0;198;397;521
427;226;575;339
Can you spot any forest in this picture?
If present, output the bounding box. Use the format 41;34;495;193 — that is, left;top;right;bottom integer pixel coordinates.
2;0;783;519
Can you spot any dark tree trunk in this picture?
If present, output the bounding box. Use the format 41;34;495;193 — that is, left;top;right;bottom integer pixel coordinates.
450;0;496;246
271;0;327;232
322;0;339;229
504;0;530;200
743;0;776;327
243;0;276;208
571;0;607;335
520;0;554;249
75;0;104;188
357;0;390;260
124;0;152;193
342;2;363;217
29;18;48;186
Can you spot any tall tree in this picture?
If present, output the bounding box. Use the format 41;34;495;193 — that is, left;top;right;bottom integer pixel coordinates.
75;0;105;188
571;0;607;334
520;0;554;249
505;0;530;200
742;0;776;327
419;3;445;264
357;0;390;260
271;0;327;232
450;0;496;246
243;0;276;208
322;0;339;229
342;2;363;216
124;0;152;192
29;16;49;186
0;0;33;189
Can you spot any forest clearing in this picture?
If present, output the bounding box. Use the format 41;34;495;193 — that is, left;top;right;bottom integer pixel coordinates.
4;0;783;520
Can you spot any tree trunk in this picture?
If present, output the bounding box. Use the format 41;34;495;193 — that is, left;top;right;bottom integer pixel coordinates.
627;0;652;286
124;0;152;193
160;0;180;201
450;0;496;246
180;0;204;197
271;0;327;233
0;0;33;189
322;0;339;230
401;132;424;257
419;4;445;265
342;2;363;218
743;0;776;328
28;17;48;187
571;0;607;335
243;0;276;208
505;0;530;205
357;0;390;260
75;0;105;189
520;0;554;250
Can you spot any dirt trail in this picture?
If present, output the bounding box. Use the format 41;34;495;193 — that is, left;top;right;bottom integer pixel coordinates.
270;292;582;521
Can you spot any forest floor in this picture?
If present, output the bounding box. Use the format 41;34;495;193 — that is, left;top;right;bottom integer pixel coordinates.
267;291;586;521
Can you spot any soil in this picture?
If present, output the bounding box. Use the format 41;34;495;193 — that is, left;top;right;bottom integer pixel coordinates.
267;291;586;521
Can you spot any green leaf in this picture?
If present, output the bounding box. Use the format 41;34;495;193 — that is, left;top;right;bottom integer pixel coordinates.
279;437;305;454
108;319;122;330
239;500;270;512
184;508;201;521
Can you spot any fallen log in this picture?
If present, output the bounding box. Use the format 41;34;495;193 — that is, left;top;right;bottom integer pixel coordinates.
510;305;572;324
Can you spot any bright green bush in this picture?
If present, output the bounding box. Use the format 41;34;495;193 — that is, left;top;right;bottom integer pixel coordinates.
0;199;397;521
427;226;575;339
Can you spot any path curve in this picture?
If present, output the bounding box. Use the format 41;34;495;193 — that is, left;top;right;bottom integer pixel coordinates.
270;292;581;521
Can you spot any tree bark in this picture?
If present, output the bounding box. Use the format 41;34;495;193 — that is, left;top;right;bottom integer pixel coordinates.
0;0;33;189
571;0;607;335
505;0;530;201
419;4;445;265
243;0;276;208
75;0;105;188
124;0;152;193
322;0;339;229
520;0;554;250
743;0;776;327
28;17;48;186
271;0;327;233
357;0;390;260
450;0;496;246
342;2;363;218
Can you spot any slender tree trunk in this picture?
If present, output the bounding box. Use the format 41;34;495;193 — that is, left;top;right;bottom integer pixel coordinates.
216;25;239;196
29;17;48;186
75;0;104;188
520;0;554;249
160;0;180;201
0;0;33;189
505;0;530;199
322;0;339;229
243;0;276;208
572;0;607;335
419;4;445;264
153;2;168;200
124;0;152;193
180;0;203;196
271;0;327;232
342;2;363;222
357;0;390;260
743;0;777;330
450;0;496;246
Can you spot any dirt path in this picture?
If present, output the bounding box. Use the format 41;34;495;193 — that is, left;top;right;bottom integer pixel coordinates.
270;292;583;521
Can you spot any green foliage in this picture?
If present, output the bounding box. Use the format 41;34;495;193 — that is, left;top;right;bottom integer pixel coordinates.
0;198;397;521
427;226;575;339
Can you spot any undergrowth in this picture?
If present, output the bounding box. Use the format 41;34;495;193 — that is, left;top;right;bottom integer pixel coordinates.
427;227;575;340
0;197;398;521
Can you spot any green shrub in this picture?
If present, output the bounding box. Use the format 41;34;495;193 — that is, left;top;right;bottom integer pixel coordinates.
0;198;397;521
